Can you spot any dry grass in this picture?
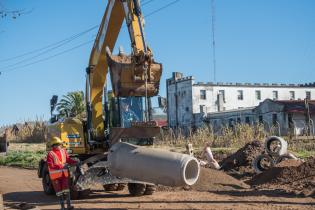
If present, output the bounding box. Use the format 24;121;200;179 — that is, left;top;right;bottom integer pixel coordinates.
155;124;315;159
2;119;47;143
8;142;46;152
156;124;268;149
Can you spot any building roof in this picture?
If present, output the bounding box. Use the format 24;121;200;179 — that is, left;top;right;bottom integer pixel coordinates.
274;100;315;114
192;82;315;88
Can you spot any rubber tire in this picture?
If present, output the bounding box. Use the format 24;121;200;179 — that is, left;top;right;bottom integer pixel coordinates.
253;154;275;173
144;184;156;195
42;165;55;195
70;188;80;200
128;183;146;196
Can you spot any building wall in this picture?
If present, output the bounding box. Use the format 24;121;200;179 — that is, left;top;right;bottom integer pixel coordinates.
167;77;193;128
167;72;315;129
206;100;315;136
193;85;315;113
206;108;255;132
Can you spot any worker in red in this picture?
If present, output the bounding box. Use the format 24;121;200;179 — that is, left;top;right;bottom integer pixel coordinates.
47;137;78;210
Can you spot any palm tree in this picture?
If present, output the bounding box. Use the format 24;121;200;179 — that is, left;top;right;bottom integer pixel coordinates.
57;91;85;118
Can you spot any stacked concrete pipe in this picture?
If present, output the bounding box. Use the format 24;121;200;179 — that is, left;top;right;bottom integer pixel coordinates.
265;136;288;156
253;136;297;173
108;142;200;186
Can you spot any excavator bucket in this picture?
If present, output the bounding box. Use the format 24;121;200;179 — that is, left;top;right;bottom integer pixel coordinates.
106;47;162;97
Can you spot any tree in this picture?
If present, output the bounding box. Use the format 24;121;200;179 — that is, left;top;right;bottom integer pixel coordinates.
57;91;85;118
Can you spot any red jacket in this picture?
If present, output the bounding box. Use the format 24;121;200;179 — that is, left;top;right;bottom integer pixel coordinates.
47;147;77;170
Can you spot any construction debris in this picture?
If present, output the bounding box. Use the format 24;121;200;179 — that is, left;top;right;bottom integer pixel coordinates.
253;136;299;173
219;140;264;178
199;143;220;170
250;157;314;197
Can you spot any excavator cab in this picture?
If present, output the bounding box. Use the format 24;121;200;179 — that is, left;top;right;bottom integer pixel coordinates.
106;94;157;146
107;95;144;128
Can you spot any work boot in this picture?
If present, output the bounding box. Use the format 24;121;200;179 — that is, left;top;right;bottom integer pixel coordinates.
58;195;65;210
65;192;74;210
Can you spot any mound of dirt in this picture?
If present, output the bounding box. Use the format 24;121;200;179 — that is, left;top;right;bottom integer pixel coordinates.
250;157;315;196
275;159;303;168
158;167;249;192
220;140;264;178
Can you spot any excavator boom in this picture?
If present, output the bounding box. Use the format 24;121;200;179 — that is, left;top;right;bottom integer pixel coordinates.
86;0;162;139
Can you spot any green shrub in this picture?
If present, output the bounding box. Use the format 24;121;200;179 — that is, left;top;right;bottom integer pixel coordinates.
0;150;45;168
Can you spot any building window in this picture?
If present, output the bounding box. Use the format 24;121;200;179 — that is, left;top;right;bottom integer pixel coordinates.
185;107;189;112
218;90;225;102
288;113;293;128
229;119;234;128
306;91;311;100
272;91;278;100
259;115;263;124
289;91;295;100
272;114;278;125
255;90;261;100
200;90;206;100
237;90;243;100
200;105;205;113
245;116;250;124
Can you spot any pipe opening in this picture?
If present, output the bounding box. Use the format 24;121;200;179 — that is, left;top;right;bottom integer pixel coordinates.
265;136;287;156
183;158;200;186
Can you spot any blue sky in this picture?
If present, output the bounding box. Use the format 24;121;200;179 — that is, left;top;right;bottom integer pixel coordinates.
0;0;314;126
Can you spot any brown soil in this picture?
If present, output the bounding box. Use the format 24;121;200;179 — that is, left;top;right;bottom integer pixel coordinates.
1;166;314;209
220;140;264;178
250;157;315;197
158;167;249;192
275;159;303;168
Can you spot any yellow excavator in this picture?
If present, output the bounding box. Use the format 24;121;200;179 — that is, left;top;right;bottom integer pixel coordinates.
38;0;199;198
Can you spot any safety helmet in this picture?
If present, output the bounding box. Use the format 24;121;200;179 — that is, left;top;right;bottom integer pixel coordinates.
50;136;63;146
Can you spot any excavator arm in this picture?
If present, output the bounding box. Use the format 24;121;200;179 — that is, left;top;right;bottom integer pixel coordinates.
86;0;162;140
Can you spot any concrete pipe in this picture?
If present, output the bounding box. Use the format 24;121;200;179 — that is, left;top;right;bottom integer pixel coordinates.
276;153;298;164
265;136;288;156
108;142;200;187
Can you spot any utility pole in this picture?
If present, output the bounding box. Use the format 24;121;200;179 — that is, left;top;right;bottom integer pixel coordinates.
211;0;216;82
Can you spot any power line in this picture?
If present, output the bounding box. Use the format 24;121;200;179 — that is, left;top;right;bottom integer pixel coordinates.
0;0;156;63
144;0;181;17
0;25;98;63
3;39;94;73
142;0;157;6
1;0;182;74
0;26;98;70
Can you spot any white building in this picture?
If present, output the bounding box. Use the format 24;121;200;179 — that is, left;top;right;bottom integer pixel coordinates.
166;72;315;129
206;99;315;136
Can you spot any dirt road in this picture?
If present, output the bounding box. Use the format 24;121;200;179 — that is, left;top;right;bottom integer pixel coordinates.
0;166;314;210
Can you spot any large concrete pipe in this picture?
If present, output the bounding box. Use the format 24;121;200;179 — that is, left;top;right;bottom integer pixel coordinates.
265;136;288;156
108;142;200;186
